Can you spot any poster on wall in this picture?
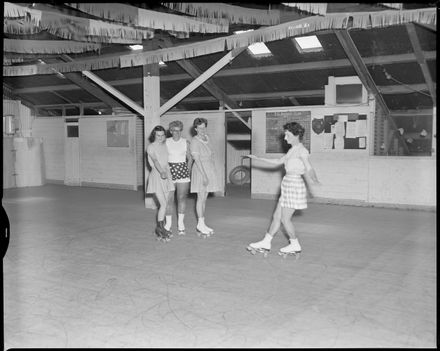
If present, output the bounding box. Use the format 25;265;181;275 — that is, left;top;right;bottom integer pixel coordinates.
313;113;367;150
266;111;311;153
107;120;129;147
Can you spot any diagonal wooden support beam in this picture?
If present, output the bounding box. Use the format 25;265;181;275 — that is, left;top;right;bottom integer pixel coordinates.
334;29;410;155
405;23;436;106
60;55;143;114
159;38;250;128
159;47;247;116
59;56;123;109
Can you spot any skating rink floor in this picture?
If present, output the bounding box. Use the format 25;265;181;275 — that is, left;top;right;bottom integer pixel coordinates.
2;184;436;348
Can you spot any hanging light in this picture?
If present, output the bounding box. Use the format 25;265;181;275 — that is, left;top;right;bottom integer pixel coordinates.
398;128;404;135
420;129;428;137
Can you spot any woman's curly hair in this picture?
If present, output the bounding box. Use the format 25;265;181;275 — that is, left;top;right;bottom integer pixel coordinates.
283;122;305;141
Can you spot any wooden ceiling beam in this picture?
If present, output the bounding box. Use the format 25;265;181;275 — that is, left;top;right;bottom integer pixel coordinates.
13;50;436;95
335;29;409;155
405;23;436;106
159;38;250;128
159;47;247;116
59;55;123;109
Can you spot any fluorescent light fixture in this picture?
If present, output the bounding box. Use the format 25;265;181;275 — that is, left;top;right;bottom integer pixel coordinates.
234;30;272;57
129;44;143;50
294;35;323;53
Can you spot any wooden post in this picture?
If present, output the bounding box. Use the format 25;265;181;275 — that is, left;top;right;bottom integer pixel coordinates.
143;63;160;208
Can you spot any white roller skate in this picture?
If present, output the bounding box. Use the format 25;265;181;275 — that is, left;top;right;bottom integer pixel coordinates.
278;238;301;259
246;233;272;257
196;217;213;238
177;214;186;235
196;226;213;239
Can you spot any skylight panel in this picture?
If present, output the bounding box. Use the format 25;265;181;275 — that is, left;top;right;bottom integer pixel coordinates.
234;29;272;57
294;35;323;53
129;44;143;50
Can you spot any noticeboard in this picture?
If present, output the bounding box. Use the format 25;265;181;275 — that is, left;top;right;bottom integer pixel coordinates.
266;111;311;153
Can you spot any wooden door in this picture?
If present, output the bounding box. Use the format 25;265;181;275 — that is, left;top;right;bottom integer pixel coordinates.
64;121;80;185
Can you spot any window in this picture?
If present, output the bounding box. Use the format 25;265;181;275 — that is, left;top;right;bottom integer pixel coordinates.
234;30;273;57
293;35;323;53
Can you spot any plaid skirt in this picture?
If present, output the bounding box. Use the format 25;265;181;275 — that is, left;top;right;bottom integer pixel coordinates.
279;174;307;209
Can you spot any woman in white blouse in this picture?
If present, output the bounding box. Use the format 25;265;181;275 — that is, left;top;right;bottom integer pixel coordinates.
245;122;320;257
165;120;192;235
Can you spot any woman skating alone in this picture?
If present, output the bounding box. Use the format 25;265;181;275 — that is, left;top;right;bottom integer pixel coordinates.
190;117;221;237
164;120;192;235
245;122;320;257
146;125;175;241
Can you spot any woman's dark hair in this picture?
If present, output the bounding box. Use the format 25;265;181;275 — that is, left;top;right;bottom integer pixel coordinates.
283;122;305;141
193;117;208;129
149;125;166;142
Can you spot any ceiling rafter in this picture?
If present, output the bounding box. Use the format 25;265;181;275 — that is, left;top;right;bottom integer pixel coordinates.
334;29;410;155
158;37;250;129
59;55;123;109
159;47;247;116
12;51;436;95
405;23;436;106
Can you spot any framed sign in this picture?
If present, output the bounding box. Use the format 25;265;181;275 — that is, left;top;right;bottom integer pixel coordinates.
266;111;311;153
107;120;129;147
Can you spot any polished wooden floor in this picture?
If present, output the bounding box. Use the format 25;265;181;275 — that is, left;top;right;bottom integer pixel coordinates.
2;184;436;348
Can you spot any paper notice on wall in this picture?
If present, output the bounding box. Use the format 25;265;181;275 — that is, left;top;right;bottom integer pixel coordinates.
338;115;348;122
355;119;367;137
334;136;344;150
334;121;345;137
345;121;357;138
324;133;334;149
313;134;325;151
359;137;366;148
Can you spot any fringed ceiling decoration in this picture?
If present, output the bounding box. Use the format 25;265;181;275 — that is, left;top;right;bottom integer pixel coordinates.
3;5;436;76
65;3;229;33
4;39;102;54
161;2;280;25
3;56;25;66
379;3;404;10
281;3;328;15
3;2;42;23
4;3;153;43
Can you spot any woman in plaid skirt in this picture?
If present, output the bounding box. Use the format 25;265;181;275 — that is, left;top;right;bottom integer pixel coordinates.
245;122;320;257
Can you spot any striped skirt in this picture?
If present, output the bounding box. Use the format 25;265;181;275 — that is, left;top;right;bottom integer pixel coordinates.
279;174;307;209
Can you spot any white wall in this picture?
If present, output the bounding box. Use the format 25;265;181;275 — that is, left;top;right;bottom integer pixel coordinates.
33;115;138;189
368;157;436;207
79;116;137;189
250;105;436;208
251;105;372;199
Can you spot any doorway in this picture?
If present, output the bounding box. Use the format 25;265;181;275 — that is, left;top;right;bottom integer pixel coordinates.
225;110;251;198
64;119;80;185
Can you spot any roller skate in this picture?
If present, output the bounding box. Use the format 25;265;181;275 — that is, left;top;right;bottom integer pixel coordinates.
196;225;213;238
155;221;171;242
278;238;301;259
246;233;272;257
177;214;186;235
196;217;213;238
